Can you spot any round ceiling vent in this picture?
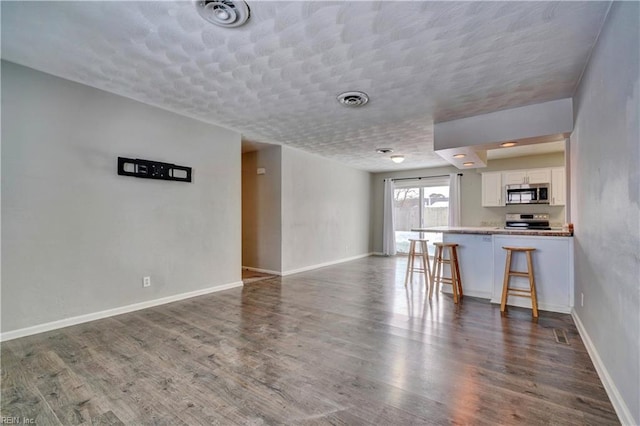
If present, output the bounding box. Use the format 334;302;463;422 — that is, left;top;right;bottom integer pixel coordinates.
195;1;250;28
337;91;369;107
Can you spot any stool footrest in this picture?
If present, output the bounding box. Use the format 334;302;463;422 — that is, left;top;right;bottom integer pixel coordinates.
508;271;530;277
507;288;531;298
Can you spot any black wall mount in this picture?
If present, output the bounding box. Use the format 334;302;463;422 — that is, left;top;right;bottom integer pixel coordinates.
118;157;192;182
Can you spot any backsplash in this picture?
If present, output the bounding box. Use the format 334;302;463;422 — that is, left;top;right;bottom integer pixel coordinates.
467;204;566;228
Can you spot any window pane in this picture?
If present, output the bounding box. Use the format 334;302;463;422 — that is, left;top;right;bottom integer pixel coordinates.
394;187;420;254
423;185;449;227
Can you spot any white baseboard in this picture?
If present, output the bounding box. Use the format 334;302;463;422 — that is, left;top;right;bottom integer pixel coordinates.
0;281;244;342
488;295;572;314
438;288;493;300
242;266;282;276
572;309;635;425
371;252;387;256
281;253;372;276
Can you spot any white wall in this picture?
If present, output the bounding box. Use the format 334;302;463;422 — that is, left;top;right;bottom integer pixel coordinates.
281;146;370;273
242;146;282;273
1;61;242;334
570;2;639;424
370;152;565;253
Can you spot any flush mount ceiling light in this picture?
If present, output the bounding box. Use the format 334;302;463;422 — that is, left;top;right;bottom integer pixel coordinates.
337;91;369;107
463;161;475;166
501;141;518;147
391;155;405;164
195;0;250;28
453;154;466;158
376;148;393;154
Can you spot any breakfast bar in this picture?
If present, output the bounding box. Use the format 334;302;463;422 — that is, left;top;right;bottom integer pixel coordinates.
412;226;574;313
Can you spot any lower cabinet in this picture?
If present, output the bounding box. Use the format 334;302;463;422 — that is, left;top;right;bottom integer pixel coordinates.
491;235;573;313
443;234;494;299
440;233;574;313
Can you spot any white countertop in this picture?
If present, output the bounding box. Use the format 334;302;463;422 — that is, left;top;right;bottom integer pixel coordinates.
411;226;573;237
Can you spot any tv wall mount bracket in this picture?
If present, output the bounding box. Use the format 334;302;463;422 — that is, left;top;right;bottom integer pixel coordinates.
117;157;192;182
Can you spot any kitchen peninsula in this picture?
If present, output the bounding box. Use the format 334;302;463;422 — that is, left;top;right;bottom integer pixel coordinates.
413;226;574;313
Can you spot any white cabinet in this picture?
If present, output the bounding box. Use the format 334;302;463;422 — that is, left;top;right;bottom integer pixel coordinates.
492;235;574;313
443;233;494;299
503;168;551;185
503;170;528;185
481;172;504;207
527;168;552;184
551;167;566;206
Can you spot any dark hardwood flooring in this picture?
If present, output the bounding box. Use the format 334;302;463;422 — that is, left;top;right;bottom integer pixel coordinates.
242;269;277;285
1;256;618;425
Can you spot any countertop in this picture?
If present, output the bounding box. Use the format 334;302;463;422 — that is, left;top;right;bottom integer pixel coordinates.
411;226;573;237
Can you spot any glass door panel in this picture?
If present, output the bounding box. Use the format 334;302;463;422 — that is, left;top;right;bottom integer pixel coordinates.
393;187;420;254
393;184;450;255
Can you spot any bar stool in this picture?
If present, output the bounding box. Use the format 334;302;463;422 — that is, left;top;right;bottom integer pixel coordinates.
404;238;431;288
500;246;539;318
430;242;463;303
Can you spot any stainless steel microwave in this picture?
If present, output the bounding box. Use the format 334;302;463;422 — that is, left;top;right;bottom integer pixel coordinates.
505;183;550;205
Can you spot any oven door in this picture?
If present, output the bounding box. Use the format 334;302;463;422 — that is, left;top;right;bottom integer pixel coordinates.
505;221;530;229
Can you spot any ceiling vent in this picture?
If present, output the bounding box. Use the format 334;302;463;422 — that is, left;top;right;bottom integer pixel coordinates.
337;91;369;107
195;1;250;28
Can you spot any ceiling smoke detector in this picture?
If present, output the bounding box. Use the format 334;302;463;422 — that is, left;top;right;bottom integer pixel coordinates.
196;0;250;28
337;91;369;107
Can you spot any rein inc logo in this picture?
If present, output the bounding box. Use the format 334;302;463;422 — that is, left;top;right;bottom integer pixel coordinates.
0;418;35;424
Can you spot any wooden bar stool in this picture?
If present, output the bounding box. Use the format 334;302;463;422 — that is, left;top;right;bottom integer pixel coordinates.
430;242;463;303
404;238;431;288
500;246;539;318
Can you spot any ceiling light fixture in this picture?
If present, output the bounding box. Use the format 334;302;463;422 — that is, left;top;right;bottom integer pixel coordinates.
195;0;251;28
463;162;475;166
337;91;369;107
391;155;405;164
500;141;517;147
376;148;393;154
453;154;466;158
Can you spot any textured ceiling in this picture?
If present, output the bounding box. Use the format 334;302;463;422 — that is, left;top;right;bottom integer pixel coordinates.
1;1;610;172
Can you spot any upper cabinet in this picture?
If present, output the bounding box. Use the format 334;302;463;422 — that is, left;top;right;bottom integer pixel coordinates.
550;167;566;206
482;166;566;208
503;168;551;185
481;172;504;207
502;170;527;185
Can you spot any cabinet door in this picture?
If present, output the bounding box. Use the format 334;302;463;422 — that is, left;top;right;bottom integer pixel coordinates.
482;172;503;207
551;167;566;206
503;171;527;185
527;168;551;184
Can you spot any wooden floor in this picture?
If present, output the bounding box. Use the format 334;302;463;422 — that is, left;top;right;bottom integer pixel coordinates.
242;269;277;285
1;256;618;425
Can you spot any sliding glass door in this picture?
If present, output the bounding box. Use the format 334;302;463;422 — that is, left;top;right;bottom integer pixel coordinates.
394;179;449;254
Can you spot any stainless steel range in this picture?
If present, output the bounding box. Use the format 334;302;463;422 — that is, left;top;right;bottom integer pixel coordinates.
505;213;551;230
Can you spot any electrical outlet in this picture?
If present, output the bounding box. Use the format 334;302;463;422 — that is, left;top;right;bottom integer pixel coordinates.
143;276;151;288
581;292;584;307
